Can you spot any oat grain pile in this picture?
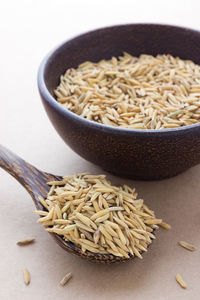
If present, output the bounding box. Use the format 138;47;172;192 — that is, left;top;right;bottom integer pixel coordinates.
35;173;161;258
55;53;200;129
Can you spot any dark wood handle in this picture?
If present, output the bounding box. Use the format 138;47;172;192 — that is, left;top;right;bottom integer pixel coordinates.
0;144;49;200
0;144;30;183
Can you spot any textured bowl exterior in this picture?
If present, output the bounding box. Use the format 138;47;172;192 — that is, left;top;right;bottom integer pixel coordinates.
38;24;200;180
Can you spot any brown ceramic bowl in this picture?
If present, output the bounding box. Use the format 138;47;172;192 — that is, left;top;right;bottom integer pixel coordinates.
37;23;200;180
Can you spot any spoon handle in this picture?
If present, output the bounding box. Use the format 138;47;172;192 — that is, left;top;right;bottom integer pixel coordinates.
0;144;48;199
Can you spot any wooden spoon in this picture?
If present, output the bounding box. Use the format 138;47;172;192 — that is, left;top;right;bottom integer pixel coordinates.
0;144;135;264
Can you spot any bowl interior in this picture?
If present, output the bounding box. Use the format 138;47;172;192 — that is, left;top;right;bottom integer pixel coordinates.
43;24;200;99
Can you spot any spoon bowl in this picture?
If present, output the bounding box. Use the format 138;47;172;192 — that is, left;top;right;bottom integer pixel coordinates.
0;144;141;264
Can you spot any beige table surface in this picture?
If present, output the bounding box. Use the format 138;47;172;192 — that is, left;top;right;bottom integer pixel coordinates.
0;1;200;299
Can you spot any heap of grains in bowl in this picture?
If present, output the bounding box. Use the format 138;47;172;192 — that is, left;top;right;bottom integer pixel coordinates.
55;53;200;129
35;173;162;258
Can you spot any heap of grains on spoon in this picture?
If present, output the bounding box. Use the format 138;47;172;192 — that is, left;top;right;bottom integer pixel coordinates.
35;173;163;258
55;53;200;129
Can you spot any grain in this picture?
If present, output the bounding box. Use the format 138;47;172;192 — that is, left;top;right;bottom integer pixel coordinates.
91;209;109;220
35;173;160;258
178;241;197;251
23;269;30;285
55;53;200;129
176;273;187;289
95;213;110;223
159;222;171;230
94;228;101;244
60;272;72;286
76;212;91;226
38;196;49;211
144;218;162;225
17;238;35;246
37;207;54;223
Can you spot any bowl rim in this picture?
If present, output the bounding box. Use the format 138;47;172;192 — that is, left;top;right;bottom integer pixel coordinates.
37;22;200;135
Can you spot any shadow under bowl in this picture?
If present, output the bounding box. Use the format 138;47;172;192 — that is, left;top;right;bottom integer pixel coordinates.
38;23;200;180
